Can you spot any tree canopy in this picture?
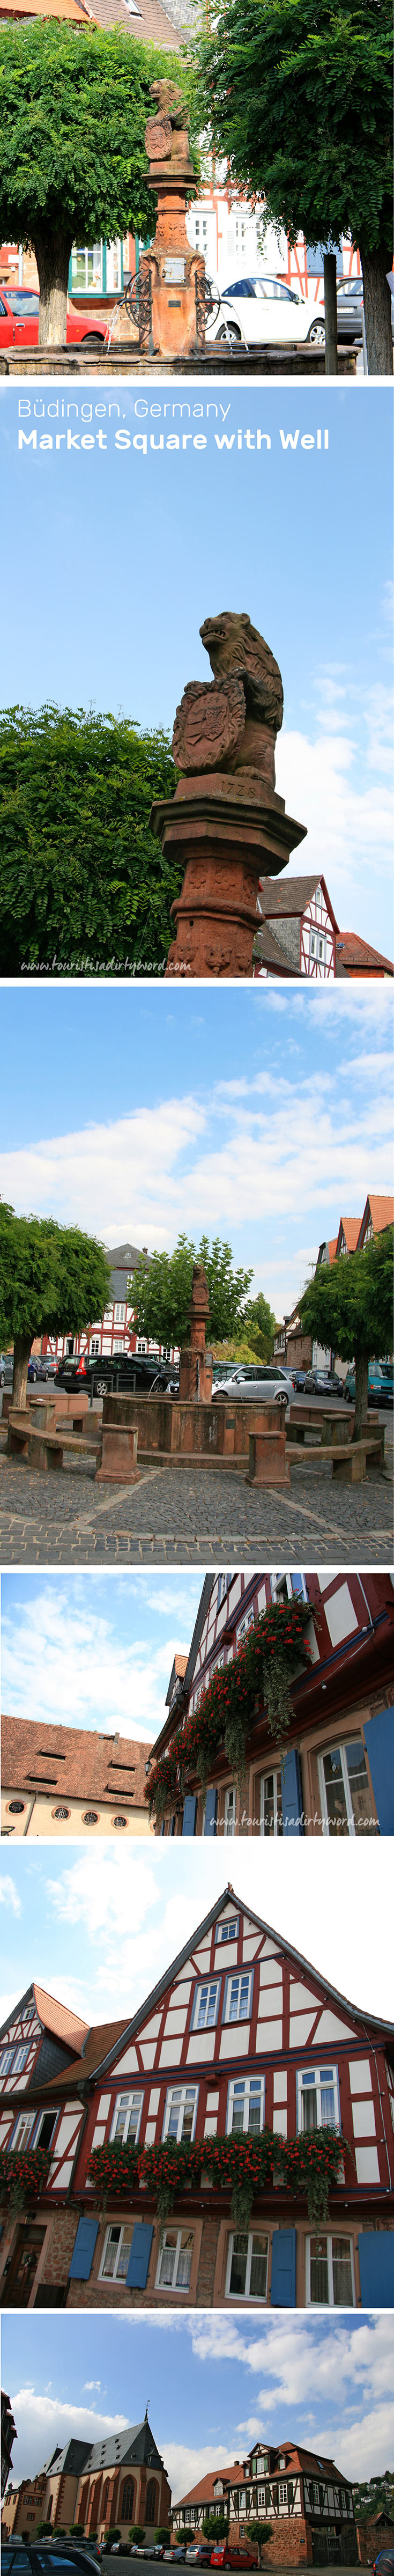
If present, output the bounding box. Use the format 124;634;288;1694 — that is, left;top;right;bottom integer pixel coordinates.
299;1225;393;1432
0;24;189;340
196;0;393;372
243;1289;277;1359
133;1234;254;1349
0;706;181;976
0;1201;111;1406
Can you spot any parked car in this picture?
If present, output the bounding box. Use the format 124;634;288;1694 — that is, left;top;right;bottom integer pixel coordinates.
27;1355;57;1382
303;1369;343;1397
216;1365;292;1405
372;2557;394;2576
1;2551;103;2576
336;277;364;341
0;285;109;351
210;2551;259;2571
185;2552;213;2565
162;2552;188;2564
291;1367;308;1392
0;1351;13;1387
215;273;325;347
54;1353;174;1397
344;1364;392;1408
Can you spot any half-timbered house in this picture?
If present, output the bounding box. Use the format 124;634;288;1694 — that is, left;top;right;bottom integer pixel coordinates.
149;1572;394;1839
173;2445;357;2566
0;1888;393;2313
254;878;338;980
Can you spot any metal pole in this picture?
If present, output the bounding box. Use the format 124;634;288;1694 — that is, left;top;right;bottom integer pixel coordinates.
323;252;338;374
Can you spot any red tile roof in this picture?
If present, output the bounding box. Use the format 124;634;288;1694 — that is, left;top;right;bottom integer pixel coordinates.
175;2469;246;2509
33;1984;90;2052
2;1713;153;1810
360;1194;393;1237
336;932;393;975
335;1218;361;1254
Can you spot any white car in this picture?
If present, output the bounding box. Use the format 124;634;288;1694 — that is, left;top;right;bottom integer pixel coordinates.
216;1364;294;1405
217;273;325;348
205;287;248;348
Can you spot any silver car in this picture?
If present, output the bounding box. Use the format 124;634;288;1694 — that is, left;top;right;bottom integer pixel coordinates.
216;1364;293;1405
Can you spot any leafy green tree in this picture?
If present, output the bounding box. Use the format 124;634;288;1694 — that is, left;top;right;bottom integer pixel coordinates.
0;1202;111;1409
299;1224;393;1434
202;2517;229;2540
0;24;187;344
0;706;181;977
133;1234;254;1350
245;2525;273;2568
243;1290;277;1359
196;0;393;373
154;2533;172;2548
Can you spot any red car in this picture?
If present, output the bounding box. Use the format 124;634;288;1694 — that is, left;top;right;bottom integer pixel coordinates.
210;2554;259;2570
0;285;108;350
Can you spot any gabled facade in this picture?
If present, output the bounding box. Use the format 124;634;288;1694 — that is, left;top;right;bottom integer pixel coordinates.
42;1240;177;1371
254;876;338;981
1;1889;393;2315
173;2444;356;2567
149;1571;394;1841
1;2416;172;2546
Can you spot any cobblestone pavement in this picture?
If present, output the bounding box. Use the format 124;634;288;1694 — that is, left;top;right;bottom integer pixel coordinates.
0;1447;392;1564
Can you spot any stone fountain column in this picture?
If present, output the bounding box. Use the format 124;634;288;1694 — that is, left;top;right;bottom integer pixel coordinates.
178;1264;213;1404
138;82;205;360
149;610;307;978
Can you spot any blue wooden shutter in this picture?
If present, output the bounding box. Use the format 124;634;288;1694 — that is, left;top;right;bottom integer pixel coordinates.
363;1708;394;1833
270;2228;296;2306
359;2231;394;2307
68;2217;99;2280
281;1747;303;1836
125;2222;154;2290
182;1795;197;1836
204;1786;218;1837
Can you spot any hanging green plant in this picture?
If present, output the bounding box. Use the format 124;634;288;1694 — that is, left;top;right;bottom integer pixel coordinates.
145;1594;317;1816
284;2128;345;2225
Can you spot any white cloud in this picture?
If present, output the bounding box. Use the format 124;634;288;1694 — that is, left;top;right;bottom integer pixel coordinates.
0;1875;21;1917
44;1853;199;2013
1;1587;188;1742
276;697;393;947
6;2387;128;2482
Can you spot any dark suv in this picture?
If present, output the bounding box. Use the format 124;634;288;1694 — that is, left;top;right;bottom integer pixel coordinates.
55;1353;175;1397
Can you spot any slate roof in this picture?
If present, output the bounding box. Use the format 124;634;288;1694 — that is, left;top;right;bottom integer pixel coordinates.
2;1714;153;1809
49;2420;164;2478
254;920;301;975
336;932;393;975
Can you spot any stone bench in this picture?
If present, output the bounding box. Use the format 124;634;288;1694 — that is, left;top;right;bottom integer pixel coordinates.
6;1409;98;1473
287;1432;385;1483
286;1405;355;1447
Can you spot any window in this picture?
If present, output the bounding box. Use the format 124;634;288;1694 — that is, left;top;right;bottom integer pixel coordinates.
318;1740;374;1837
297;2065;339;2132
306;2233;354;2307
227;2076;265;2136
71;242;103;292
226;2230;269;2299
260;1771;283;1837
278;2484;287;2506
162;2085;198;2143
10;2044;30;2073
0;2045;18;2074
52;1807;71;1821
215;1917;239;1944
224;1786;236;1836
120;2478;135;2522
33;2110;57;2152
90;1337;101;1355
217;1574;232;1607
10;2113;35;2150
100;2222;136;2280
7;1801;25;1815
83;1811;99;1826
224;1971;254;2025
191;1980;220;2032
236;1607;255;1646
112;1815;128;1829
114;1303;126;1322
156;2226;194;2291
310;929;327;965
110;2092;143;2146
271;1570;307;1602
146;2482;158;2524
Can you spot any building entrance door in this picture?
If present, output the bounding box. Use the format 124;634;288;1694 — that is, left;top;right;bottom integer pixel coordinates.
1;2221;46;2306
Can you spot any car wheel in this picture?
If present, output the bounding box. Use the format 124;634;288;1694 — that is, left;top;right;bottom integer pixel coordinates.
215;321;242;343
274;1389;288;1406
81;332;106;348
0;1371;4;1388
307;320;325;345
30;1366;38;1380
344;1387;351;1402
94;1375;110;1395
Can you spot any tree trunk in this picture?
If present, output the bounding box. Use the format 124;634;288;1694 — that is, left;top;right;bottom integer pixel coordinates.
359;246;393;376
353;1349;369;1440
324;252;338;374
12;1333;33;1411
34;224;73;348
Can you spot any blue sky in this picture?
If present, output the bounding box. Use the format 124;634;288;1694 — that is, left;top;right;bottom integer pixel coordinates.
0;985;392;1316
1;1835;392;2042
1;1567;203;1742
2;2308;393;2493
0;378;392;944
